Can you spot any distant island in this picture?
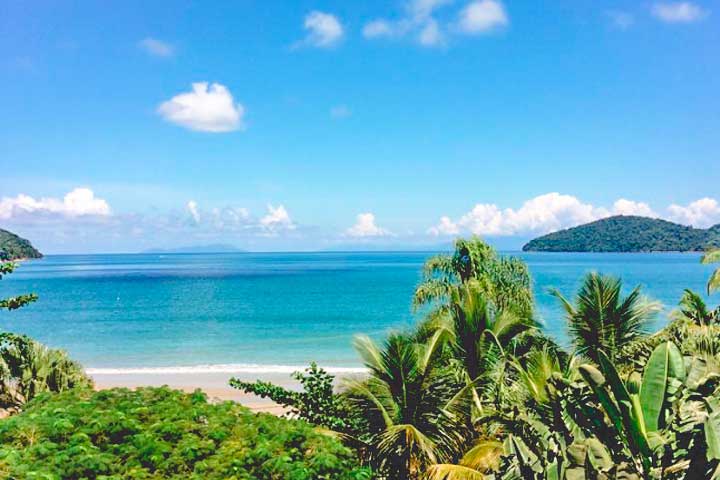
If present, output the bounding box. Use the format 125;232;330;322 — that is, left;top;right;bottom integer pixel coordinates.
143;244;245;254
523;215;720;252
0;228;43;260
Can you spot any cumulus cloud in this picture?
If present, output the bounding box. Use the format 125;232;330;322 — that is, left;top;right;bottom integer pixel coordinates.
362;0;450;46
345;213;391;237
138;37;174;57
457;0;508;34
651;2;707;23
299;11;344;48
427;216;460;236
429;193;720;237
0;188;111;220
261;205;296;232
612;199;657;217
668;198;720;228
158;82;245;133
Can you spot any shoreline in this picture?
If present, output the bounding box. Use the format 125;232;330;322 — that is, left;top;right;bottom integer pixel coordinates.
89;369;364;415
90;371;296;414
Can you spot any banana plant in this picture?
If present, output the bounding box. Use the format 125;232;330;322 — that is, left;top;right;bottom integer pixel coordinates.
579;342;685;476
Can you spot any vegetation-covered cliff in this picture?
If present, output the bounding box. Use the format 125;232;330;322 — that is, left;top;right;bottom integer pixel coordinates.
0;228;42;259
523;215;720;252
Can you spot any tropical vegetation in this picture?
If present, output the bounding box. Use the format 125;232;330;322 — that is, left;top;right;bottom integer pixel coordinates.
0;387;372;479
0;230;42;261
523;215;720;252
2;236;720;479
235;237;720;479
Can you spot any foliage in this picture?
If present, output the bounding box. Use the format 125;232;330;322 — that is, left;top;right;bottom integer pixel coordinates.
0;333;92;412
703;249;720;295
0;252;37;311
523;215;720;252
414;237;534;319
0;386;373;479
229;362;364;433
552;272;660;364
0;230;42;261
345;331;467;479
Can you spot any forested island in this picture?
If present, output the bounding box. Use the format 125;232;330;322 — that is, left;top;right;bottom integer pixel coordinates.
0;228;42;260
523;215;720;252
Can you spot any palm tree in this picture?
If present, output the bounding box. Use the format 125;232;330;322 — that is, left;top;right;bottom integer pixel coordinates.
551;272;660;364
414;238;533;319
702;249;720;295
345;330;467;479
0;334;92;411
444;281;538;412
674;288;720;326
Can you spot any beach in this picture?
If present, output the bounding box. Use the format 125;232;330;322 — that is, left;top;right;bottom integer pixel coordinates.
91;371;295;413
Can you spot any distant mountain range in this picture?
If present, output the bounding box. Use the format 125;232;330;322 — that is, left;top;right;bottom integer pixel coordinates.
142;244;246;254
0;229;43;260
523;215;720;252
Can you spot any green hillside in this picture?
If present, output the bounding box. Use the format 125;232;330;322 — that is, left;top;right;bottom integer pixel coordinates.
0;228;43;260
523;215;720;252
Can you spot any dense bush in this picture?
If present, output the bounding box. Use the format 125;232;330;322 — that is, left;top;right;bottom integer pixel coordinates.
0;386;372;479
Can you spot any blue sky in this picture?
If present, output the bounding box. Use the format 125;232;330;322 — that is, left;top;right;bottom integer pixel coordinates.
1;0;719;253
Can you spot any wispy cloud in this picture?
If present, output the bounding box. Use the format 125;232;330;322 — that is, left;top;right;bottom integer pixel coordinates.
157;82;245;133
330;105;352;119
138;37;175;57
296;11;344;48
606;10;635;30
456;0;508;34
651;2;707;23
363;0;508;47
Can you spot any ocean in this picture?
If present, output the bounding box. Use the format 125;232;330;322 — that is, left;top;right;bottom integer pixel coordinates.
1;252;716;374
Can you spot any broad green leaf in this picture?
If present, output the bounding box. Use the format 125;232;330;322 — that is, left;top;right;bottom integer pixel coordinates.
597;350;653;463
640;342;684;432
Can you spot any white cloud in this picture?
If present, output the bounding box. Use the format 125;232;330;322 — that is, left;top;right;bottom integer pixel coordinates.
157;82;245;133
330;105;352;118
427;216;460;236
457;0;508;34
0;188;111;220
419;19;444;46
300;11;344;48
612;199;657;217
186;200;200;223
362;0;451;46
138;37;174;57
668;198;720;228
261;205;296;232
363;20;395;38
429;193;604;236
429;193;720;237
345;213;391;237
409;0;454;19
651;2;707;23
606;10;635;29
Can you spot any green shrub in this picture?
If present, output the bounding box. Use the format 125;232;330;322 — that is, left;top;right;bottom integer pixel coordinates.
0;386;373;479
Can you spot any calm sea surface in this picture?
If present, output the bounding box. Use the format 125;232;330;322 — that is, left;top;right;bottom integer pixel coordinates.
1;252;716;372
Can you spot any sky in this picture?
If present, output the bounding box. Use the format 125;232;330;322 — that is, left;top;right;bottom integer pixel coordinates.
1;0;719;253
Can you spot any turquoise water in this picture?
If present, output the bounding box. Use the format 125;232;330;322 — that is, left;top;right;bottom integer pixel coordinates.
1;252;716;372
